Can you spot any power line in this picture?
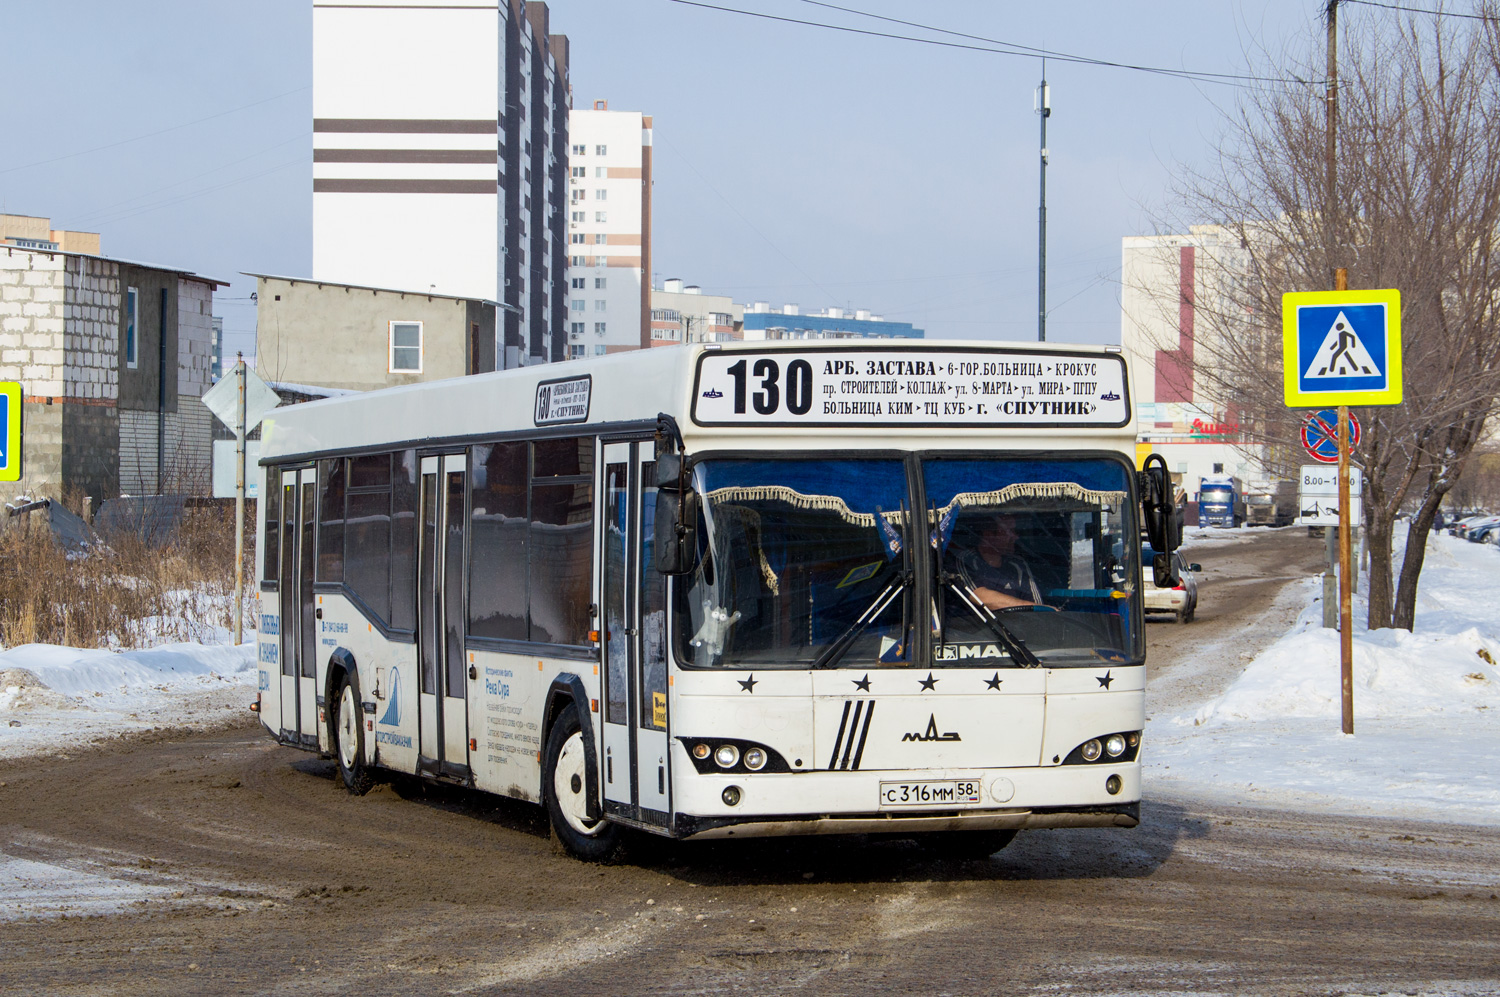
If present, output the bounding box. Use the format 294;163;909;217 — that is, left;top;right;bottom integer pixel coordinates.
664;0;1312;89
0;86;309;176
1343;0;1497;19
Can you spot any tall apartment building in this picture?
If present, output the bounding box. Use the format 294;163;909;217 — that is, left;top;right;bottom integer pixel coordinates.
564;101;651;358
312;0;570;367
1120;226;1266;503
650;279;741;345
741;302;923;341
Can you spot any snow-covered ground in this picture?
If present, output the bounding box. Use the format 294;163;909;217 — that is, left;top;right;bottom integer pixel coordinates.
0;638;255;761
1148;525;1500;824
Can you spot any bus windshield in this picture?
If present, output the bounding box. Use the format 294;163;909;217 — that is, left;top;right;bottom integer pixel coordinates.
673;454;1142;669
675;457;913;668
925;456;1141;667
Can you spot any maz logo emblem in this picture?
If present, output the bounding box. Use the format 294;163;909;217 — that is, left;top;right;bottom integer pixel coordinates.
902;714;961;743
702;388;723;398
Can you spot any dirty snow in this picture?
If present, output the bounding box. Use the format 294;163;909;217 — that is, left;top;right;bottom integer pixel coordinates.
1148;525;1500;824
0;639;256;761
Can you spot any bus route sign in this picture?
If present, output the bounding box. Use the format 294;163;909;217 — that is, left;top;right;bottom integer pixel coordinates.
692;348;1129;429
1281;288;1403;407
0;382;20;482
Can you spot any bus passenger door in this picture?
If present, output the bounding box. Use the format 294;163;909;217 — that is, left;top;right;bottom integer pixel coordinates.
418;454;470;779
600;444;634;811
277;467;318;748
634;447;670;822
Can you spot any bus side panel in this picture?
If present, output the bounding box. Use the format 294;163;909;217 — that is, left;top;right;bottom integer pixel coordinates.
468;648;545;802
318;591;420;774
255;589;281;738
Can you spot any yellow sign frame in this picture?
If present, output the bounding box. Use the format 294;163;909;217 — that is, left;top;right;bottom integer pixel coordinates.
0;382;19;482
1282;288;1403;407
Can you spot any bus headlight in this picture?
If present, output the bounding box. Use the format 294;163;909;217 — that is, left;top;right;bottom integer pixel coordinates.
743;747;767;771
1081;738;1103;762
692;743;711;760
1105;734;1127;757
714;744;740;769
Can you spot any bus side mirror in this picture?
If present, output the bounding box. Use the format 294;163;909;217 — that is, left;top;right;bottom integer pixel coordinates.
655;486;699;575
655;453;683;487
1139;454;1179;554
1152;552;1178;589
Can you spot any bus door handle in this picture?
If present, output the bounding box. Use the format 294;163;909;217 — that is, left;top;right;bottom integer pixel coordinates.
469;664;478;680
625;628;638;636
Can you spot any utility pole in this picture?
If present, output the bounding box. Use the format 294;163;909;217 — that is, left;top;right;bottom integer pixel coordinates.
1325;1;1354;736
232;353;246;646
1036;66;1051;342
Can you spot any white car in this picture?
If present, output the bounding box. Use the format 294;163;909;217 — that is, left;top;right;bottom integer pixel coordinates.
1141;545;1201;623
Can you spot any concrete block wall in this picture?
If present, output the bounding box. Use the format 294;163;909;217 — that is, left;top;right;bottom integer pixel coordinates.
0;247;66;397
177;277;214;399
118;409;159;496
63;255;121;402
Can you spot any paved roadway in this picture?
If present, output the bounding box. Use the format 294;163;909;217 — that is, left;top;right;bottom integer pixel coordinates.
2;528;1498;996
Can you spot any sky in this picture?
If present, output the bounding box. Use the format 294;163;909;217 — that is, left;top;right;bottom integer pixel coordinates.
0;0;1345;360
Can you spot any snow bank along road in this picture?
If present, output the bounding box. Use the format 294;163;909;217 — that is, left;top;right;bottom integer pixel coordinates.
2;529;1499;996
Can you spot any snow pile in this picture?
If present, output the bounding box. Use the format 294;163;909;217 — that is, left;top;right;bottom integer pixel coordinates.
1149;527;1500;824
0;641;256;760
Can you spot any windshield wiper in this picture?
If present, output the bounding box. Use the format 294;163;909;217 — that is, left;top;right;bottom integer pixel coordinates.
941;564;1042;668
813;563;910;671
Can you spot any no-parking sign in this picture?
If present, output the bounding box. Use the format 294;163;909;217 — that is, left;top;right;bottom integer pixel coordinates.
1301;409;1361;464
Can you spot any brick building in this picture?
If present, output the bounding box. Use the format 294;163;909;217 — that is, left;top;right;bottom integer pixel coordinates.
0;244;224;504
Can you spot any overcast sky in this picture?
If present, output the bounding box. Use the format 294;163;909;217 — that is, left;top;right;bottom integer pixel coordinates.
1;0;1339;360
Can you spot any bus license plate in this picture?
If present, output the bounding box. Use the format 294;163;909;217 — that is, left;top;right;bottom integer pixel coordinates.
878;779;983;808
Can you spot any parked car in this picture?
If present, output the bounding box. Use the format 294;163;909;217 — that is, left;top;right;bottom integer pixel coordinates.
1141;543;1202;623
1469;515;1500;543
1449;514;1491;538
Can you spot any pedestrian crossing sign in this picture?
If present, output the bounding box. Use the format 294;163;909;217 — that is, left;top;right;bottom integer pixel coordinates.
0;382;20;482
1282;288;1402;406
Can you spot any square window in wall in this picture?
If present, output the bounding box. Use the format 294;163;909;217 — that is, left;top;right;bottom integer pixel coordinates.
569;233;585;245
570;166;585;178
594;211;607;223
594;277;606;289
594;322;607;335
595;145;607;155
595;167;606;178
570;255;585;266
570;344;585;358
571;144;585;156
594;345;606;355
570;211;584;223
570;277;585;289
124;286;139;369
594;233;607;245
570;322;584;335
594;299;606;312
570;298;584;312
389;321;422;373
595;189;606;201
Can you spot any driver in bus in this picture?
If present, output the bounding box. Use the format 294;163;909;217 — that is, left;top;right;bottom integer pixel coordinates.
951;511;1043;610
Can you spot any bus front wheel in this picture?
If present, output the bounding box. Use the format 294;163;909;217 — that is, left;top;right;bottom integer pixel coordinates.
544;705;622;862
333;672;375;796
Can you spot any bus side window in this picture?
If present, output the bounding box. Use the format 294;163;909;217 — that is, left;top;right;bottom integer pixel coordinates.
262;468;280;584
318;457;345;583
468;442;528;641
390;450;419;632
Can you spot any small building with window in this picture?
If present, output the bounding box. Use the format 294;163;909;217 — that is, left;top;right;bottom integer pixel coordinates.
248;274;499;393
0;242;223;503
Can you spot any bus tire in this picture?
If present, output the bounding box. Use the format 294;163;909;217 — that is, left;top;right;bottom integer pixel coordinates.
544;705;621;862
333;671;375;796
926;829;1017;860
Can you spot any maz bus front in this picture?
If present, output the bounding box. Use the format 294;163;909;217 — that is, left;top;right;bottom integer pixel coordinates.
252;341;1179;860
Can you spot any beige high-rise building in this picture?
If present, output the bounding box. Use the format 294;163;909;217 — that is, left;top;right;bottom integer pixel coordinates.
0;214;100;256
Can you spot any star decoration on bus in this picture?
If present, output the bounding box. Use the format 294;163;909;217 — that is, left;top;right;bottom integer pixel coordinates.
1097;670;1114;689
918;672;938;691
738;674;758;693
985;673;1002;690
853;674;871;691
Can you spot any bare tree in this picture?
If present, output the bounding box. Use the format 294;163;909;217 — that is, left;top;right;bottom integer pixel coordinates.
1145;6;1500;630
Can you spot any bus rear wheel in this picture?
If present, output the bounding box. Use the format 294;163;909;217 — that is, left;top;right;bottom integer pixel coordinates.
333;672;375;796
544;705;622;862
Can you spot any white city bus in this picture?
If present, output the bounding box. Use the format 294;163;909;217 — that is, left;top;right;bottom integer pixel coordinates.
253;340;1179;859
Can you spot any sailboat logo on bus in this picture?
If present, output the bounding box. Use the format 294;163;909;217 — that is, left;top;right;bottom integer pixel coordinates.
702;388;723;398
379;668;402;726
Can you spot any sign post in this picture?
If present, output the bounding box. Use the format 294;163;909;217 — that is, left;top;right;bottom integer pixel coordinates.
203;358;280;645
1283;277;1402;734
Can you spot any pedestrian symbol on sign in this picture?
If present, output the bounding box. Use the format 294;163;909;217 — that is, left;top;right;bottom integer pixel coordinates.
1305;311;1379;378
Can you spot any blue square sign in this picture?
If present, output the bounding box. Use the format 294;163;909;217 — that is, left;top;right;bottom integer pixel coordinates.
1282;289;1403;407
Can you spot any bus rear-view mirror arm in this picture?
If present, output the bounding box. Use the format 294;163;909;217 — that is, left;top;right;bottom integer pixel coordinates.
1138;454;1180;588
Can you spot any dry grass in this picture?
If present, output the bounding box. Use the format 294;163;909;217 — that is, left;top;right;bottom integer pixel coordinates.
0;503;254;649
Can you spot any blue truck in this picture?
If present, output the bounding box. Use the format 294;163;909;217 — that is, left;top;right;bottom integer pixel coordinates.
1198;474;1245;527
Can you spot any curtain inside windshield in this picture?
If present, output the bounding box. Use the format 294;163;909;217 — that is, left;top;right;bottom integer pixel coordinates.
673;459;911;668
924;457;1141;666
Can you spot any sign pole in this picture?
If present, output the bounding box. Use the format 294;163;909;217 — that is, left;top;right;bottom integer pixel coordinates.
233;354;246;646
1334;267;1354;734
